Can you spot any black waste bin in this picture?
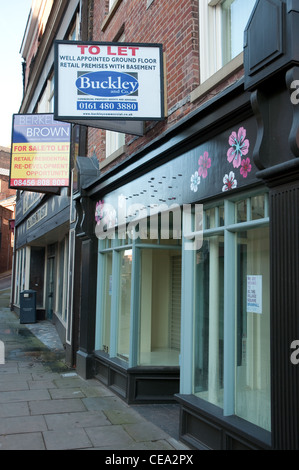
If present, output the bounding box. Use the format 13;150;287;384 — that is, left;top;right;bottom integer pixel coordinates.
20;290;37;324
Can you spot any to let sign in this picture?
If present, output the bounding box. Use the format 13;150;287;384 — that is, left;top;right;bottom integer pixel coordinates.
54;41;164;132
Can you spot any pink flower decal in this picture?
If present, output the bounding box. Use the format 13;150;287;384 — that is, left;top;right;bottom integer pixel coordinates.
227;127;250;169
240;158;252;178
198;151;211;179
95;200;104;224
222;171;237;192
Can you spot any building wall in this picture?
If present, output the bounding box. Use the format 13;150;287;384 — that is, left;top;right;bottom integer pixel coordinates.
0;147;16;273
0;147;17;202
86;0;243;170
0;205;13;273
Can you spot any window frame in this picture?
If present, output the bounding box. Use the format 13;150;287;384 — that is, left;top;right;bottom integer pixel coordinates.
95;226;182;368
181;189;270;426
198;0;255;85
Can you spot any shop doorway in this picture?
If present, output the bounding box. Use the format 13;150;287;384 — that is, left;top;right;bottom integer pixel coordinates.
29;246;45;310
46;245;56;320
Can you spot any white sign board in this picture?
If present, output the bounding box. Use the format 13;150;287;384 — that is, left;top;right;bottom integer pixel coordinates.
54;41;164;134
247;275;263;314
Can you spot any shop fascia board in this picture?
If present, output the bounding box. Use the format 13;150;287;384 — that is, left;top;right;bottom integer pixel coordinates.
83;77;250;197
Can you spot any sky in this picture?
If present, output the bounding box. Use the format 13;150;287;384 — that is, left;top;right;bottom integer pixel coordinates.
0;0;32;148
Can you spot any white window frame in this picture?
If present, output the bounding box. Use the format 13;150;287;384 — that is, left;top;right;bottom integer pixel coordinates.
199;0;254;84
68;13;80;41
105;131;126;159
199;0;223;84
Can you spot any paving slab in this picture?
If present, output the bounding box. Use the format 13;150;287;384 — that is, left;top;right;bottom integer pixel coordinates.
124;421;169;442
44;410;110;430
48;387;86;399
29;398;87;415
0;432;46;451
82;396;129;412
42;428;92;450
0;402;30;418
0;415;47;435
0;389;50;403
85;424;135;448
0;304;192;452
104;409;145;425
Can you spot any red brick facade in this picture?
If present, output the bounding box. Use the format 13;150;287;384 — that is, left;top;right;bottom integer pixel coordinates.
0;147;15;273
85;0;243;171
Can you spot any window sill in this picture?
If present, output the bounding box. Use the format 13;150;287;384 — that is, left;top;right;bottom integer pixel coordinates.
100;145;126;169
191;53;244;104
101;0;123;31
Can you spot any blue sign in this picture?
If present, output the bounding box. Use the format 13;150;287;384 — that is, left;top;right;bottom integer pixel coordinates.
75;71;139;97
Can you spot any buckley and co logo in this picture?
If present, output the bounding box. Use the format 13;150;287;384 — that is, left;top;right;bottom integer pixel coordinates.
76;71;139;97
0;340;4;365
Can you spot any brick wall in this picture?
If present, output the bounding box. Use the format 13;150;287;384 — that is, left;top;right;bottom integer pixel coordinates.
0;148;16;201
86;0;242;171
0;205;13;273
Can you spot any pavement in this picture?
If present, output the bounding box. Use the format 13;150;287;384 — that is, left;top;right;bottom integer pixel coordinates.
0;275;192;452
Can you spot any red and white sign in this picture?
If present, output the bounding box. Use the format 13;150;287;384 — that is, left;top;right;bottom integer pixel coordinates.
54;41;164;135
10;114;71;189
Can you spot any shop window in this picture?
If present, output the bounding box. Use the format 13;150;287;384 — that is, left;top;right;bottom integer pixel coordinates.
117;249;132;361
191;191;270;431
139;248;181;366
199;0;256;83
194;236;224;408
55;236;69;323
101;252;113;354
96;220;182;368
235;226;270;429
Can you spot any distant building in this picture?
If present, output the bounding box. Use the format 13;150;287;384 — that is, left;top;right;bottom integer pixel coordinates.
0;147;15;273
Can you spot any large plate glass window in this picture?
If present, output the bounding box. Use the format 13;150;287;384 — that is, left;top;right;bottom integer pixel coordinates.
192;191;270;431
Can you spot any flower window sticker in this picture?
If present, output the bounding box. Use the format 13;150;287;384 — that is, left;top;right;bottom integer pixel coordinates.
223;127;252;192
190;151;211;192
240;158;252;178
190;171;200;192
227;127;250;169
95;200;117;228
198;151;211;179
222;171;237;192
95;200;104;224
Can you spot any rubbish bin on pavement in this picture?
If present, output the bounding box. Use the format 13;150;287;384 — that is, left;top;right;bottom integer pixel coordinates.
20;290;37;324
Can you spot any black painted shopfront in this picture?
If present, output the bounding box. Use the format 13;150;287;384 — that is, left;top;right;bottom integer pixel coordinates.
73;0;299;451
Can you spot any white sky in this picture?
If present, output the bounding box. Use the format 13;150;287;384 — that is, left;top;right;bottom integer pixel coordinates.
0;0;32;148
